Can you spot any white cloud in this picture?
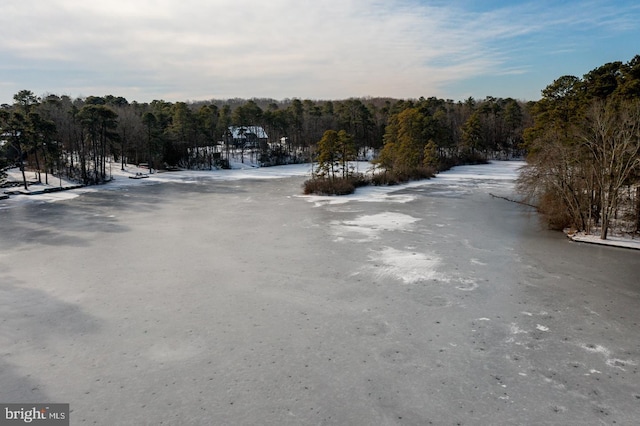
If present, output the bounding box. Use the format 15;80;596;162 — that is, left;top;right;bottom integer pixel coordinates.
0;0;638;102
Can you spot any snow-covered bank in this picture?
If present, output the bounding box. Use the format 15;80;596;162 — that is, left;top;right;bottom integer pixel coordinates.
567;231;640;250
0;161;319;206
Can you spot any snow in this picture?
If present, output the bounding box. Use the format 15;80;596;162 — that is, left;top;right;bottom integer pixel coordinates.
579;343;638;371
0;161;316;207
568;231;640;250
2;159;638;424
301;161;525;206
369;246;443;284
3;160;638;250
331;212;421;242
432;160;524;182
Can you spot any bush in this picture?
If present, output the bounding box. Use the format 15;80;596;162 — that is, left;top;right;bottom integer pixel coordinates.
370;166;435;186
350;173;370;188
303;177;356;195
370;171;398;186
539;192;573;230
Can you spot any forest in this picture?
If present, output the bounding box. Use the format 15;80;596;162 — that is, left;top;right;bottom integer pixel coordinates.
0;92;529;186
1;56;639;239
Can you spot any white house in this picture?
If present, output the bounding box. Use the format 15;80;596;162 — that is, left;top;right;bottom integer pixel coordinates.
227;126;268;148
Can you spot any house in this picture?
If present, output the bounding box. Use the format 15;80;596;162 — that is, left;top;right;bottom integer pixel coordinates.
227;126;268;148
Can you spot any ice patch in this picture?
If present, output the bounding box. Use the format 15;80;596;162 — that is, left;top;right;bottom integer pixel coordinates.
470;258;487;266
606;358;637;370
434;161;524;183
579;343;638;371
4;190;81;204
307;188;416;206
345;212;420;230
581;343;611;356
455;278;478;291
427;190;468;197
536;324;549;332
332;212;420;242
146;341;202;362
510;323;528;334
330;220;379;241
369;247;442;284
584;307;601;316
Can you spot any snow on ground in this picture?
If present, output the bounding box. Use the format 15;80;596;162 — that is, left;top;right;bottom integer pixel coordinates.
568;232;640;250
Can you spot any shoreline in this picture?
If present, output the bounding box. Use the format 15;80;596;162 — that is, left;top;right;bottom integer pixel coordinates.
3;161;639;252
565;230;640;251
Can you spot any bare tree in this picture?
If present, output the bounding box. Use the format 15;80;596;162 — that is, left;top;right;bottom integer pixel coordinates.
517;137;591;231
581;99;640;239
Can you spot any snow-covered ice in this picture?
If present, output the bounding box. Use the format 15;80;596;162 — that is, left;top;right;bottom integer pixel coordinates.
1;159;639;425
368;246;443;284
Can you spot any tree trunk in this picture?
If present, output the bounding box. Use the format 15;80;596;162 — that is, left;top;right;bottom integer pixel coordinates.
600;210;609;240
121;129;126;171
19;161;28;190
636;186;640;233
33;149;42;183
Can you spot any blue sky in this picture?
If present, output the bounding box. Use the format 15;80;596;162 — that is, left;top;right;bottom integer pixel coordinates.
0;0;638;104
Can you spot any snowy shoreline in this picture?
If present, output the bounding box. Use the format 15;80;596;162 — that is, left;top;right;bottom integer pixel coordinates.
565;230;640;250
3;160;638;251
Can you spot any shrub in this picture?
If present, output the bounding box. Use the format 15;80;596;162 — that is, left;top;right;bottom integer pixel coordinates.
303;177;356;195
370;166;435;186
538;191;573;230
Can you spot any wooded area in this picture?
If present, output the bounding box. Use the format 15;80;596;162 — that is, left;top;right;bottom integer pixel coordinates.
0;93;529;185
517;56;640;239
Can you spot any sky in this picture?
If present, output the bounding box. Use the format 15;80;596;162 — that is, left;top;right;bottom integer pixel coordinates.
0;0;638;104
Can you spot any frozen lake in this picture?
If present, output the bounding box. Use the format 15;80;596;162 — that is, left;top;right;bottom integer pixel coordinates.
1;161;639;425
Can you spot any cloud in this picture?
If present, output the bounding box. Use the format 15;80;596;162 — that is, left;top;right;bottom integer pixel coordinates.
0;0;638;102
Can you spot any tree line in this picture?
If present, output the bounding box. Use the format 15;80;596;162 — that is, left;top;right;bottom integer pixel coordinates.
517;55;640;239
1;91;530;190
306;95;529;194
